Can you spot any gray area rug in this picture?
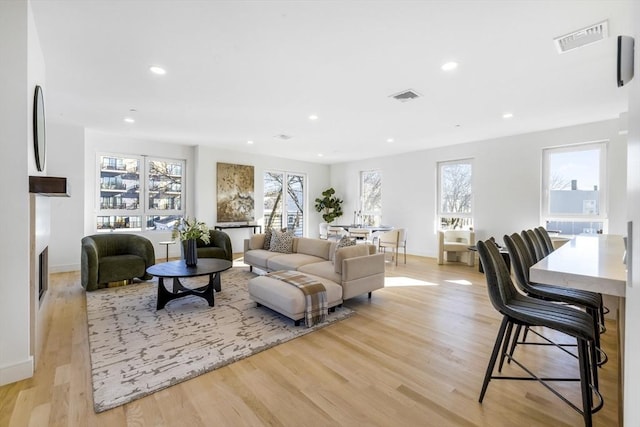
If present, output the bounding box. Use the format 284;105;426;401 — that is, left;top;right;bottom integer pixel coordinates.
86;267;354;412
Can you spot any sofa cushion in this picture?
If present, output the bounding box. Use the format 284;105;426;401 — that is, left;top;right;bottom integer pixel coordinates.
332;235;356;263
197;246;227;259
248;234;266;250
334;245;370;274
248;273;343;320
244;248;282;270
263;228;273;250
267;253;326;271
98;254;145;284
270;229;294;253
298;261;342;284
295;237;332;260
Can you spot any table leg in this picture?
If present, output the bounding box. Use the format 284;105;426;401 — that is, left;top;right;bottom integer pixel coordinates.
156;276;215;310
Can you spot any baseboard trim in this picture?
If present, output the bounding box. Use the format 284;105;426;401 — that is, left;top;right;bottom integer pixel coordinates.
50;263;80;273
0;357;34;386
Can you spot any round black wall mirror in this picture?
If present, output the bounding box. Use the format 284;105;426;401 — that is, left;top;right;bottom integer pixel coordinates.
33;85;46;172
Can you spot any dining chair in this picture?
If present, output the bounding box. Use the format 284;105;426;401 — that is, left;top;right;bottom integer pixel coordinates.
476;239;602;427
522;229;546;263
378;228;406;265
534;226;555;255
504;233;607;367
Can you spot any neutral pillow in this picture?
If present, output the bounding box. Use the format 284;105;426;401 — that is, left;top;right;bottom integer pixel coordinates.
263;228;273;250
269;229;295;253
332;235;356;264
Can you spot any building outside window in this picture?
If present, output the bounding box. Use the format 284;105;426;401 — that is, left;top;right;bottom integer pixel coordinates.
360;170;382;226
264;171;306;236
437;159;473;230
542;142;607;235
97;154;185;231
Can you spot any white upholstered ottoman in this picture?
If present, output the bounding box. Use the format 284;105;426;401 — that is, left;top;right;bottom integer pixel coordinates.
248;273;343;326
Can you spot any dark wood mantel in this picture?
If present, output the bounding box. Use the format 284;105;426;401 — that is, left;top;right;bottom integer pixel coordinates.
29;176;69;197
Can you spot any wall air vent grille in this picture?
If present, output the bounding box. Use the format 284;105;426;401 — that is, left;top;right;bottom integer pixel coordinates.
554;20;608;53
390;89;421;102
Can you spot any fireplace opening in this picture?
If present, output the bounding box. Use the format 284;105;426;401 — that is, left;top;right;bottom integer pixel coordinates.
39;247;48;301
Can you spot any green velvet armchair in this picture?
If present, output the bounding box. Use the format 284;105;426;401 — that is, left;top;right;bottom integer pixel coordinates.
182;230;233;262
81;233;156;291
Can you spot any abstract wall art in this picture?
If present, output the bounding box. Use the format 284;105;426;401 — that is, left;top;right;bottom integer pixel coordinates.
216;162;255;222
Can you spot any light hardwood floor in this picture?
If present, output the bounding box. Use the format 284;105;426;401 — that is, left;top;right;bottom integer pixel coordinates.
0;254;619;426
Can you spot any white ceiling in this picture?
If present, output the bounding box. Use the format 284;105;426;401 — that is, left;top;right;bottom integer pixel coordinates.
30;0;631;164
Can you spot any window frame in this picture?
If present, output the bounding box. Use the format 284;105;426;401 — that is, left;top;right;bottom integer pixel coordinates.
541;141;608;233
436;158;474;230
263;169;307;236
96;152;186;232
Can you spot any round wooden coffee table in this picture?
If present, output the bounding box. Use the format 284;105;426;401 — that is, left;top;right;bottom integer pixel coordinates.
146;259;232;310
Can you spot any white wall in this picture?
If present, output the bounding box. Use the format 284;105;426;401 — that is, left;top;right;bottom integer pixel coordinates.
330;118;627;258
48;122;85;272
193;146;331;254
0;0;44;385
624;1;640;424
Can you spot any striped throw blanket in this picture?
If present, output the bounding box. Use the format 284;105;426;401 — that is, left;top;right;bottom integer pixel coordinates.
266;271;327;327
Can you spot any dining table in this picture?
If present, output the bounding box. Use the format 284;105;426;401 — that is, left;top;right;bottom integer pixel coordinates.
530;234;627;425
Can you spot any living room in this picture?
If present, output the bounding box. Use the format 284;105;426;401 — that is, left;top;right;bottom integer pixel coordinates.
3;1;640;425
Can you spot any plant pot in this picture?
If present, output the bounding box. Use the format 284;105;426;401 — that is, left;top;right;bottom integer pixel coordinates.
184;239;198;267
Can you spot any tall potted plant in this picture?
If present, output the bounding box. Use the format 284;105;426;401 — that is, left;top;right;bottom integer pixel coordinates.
172;217;210;266
314;188;344;223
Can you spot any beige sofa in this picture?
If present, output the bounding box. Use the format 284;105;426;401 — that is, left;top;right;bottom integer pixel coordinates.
243;234;385;300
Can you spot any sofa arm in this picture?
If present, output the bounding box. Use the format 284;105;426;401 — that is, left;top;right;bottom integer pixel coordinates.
80;237;99;291
341;253;385;299
209;230;233;261
342;253;385;283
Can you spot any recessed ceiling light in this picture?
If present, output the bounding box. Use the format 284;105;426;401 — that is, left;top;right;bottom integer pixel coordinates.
386;138;394;143
441;61;458;71
502;112;514;119
123;117;135;123
309;114;319;120
317;153;324;157
247;140;254;145
149;66;166;75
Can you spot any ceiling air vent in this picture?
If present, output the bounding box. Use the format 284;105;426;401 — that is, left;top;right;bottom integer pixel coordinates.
273;134;293;141
553;20;608;54
390;89;421;102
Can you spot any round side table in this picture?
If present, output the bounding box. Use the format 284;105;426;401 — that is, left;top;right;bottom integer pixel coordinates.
159;240;176;262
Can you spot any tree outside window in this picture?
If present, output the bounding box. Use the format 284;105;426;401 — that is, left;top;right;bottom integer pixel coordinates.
264;171;305;236
360;170;382;226
438;160;473;230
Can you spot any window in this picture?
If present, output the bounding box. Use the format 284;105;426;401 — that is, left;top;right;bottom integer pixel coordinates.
437;159;473;229
97;154;185;231
264;171;306;236
542;142;607;235
360;170;382;226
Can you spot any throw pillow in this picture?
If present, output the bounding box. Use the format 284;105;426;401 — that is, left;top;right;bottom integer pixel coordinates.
332;235;356;264
263;228;273;250
269;229;295;253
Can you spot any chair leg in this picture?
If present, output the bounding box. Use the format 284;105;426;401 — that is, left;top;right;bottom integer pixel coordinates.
403;246;407;264
498;321;515;372
577;338;594;427
505;324;522;366
480;317;509;403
